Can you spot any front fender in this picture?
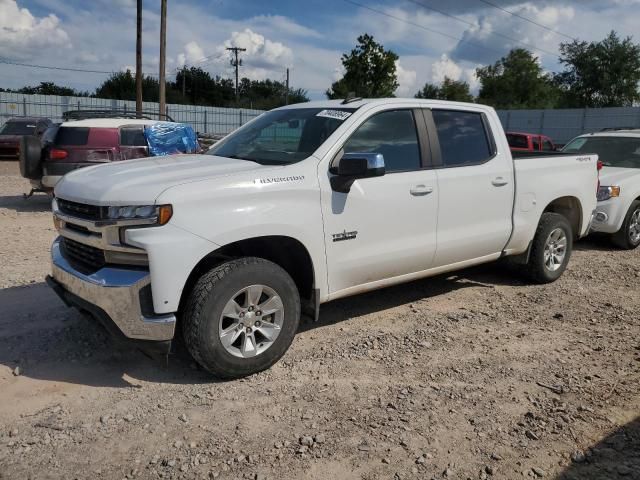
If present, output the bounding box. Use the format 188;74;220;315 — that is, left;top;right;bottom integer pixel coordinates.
155;166;328;302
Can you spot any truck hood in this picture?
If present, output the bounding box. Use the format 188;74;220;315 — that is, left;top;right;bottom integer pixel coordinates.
54;154;266;205
599;166;640;186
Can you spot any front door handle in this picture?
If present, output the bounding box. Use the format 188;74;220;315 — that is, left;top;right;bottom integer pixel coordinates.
492;177;509;187
410;185;434;196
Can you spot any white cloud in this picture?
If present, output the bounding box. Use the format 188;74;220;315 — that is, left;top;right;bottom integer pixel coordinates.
177;41;206;67
0;0;70;60
249;15;322;39
431;54;463;83
223;29;293;68
395;60;417;97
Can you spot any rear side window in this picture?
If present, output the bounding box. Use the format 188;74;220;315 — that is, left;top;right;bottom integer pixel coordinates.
55;127;89;145
506;133;528;149
432;110;492;167
343;110;421;173
0;121;36;135
120;127;147;146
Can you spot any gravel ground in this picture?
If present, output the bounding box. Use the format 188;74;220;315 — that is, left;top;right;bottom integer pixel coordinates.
0;161;638;480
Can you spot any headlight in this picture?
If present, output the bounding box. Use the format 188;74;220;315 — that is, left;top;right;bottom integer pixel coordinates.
107;204;173;225
597;186;621;202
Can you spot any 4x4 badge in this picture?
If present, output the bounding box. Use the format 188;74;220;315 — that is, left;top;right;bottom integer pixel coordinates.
332;230;358;242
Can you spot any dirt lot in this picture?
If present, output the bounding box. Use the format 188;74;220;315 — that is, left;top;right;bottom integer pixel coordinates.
0;161;638;480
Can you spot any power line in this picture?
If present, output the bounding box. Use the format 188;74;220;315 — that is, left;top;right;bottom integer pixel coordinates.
0;58;176;77
341;0;506;57
406;0;560;58
475;0;577;41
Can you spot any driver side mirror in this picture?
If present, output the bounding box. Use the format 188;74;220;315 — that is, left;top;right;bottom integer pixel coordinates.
330;152;385;193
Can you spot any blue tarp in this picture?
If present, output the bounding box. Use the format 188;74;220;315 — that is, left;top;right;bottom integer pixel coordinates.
144;122;199;156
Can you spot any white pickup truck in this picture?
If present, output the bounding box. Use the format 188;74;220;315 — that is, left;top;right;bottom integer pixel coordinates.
563;129;640;249
47;99;598;378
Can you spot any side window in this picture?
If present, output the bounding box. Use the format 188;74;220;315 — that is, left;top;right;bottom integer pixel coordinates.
343;110;421;173
542;139;554;151
432;110;492;167
120;127;147;146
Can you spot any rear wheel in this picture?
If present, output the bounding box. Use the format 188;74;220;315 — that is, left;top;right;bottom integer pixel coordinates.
182;257;300;379
19;135;42;180
525;212;573;284
612;200;640;250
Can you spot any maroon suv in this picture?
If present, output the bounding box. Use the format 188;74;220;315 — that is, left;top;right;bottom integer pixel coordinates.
0;117;52;160
22;118;159;191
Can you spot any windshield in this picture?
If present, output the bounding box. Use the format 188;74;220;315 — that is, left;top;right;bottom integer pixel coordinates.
207;107;355;165
0;121;37;135
563;136;640;168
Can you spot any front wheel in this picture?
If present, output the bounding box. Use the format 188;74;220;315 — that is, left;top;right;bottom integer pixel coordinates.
525;212;573;284
612;200;640;250
182;257;300;379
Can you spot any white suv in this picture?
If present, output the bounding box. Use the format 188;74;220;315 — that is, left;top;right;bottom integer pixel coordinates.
564;130;640;249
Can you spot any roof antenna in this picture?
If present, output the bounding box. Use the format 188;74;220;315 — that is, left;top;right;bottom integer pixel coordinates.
342;92;362;104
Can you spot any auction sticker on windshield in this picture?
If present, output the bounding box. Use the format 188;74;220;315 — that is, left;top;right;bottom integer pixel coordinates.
316;110;352;121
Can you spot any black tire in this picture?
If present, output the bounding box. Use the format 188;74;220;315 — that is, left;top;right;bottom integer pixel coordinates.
611;200;640;250
525;212;573;284
19;135;42;180
182;257;300;379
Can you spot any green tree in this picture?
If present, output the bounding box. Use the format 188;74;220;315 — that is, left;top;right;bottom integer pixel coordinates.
94;70;164;102
237;78;309;110
16;81;87;96
415;83;440;99
416;77;474;102
327;33;399;99
476;48;558;109
176;67;235;106
555;31;640;107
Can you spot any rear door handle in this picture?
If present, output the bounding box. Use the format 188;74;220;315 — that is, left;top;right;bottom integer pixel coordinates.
410;185;434;196
492;177;509;187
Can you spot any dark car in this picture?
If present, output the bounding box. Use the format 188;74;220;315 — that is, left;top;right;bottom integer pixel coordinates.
0;117;52;160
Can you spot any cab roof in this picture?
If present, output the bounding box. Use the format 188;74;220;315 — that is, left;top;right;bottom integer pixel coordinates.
277;98;482;110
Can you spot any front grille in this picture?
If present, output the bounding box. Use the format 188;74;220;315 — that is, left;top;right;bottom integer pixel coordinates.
61;237;106;274
57;198;106;221
0;146;18;157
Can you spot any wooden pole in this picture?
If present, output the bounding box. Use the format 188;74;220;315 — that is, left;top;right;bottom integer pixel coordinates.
135;0;142;116
158;0;167;117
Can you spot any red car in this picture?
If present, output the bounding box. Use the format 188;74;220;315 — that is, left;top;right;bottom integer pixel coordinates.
506;132;556;152
0;117;52;160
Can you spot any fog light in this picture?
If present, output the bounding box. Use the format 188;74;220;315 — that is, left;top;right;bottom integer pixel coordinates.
594;211;608;222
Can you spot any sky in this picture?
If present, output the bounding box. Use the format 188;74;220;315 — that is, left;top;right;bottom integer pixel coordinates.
1;0;640;100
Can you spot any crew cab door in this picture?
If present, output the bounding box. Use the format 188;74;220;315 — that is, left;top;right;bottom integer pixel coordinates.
320;108;438;296
426;108;514;267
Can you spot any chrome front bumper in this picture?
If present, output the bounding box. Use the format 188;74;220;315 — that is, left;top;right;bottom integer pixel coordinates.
49;237;176;342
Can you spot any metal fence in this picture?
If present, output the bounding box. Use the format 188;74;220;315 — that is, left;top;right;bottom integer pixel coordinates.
5;92;640;145
0;92;264;135
497;107;640;145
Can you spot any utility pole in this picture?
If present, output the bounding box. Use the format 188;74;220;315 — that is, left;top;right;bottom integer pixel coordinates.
135;0;142;116
226;46;246;105
285;67;290;105
182;65;186;97
158;0;167;118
